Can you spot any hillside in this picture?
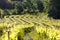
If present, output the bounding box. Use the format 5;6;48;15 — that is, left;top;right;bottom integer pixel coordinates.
0;0;60;40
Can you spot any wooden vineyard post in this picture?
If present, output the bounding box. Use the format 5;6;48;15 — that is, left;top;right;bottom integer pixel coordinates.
7;27;11;40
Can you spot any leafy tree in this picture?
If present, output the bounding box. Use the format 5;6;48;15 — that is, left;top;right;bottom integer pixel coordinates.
48;0;60;19
0;9;4;18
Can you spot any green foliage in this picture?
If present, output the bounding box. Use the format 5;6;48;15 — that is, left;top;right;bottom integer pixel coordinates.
17;29;24;40
0;28;3;37
23;27;34;34
0;0;52;16
48;0;60;19
0;9;4;18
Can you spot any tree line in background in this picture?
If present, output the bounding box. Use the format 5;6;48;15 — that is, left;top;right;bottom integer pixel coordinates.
0;0;60;19
48;0;60;19
0;0;50;14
